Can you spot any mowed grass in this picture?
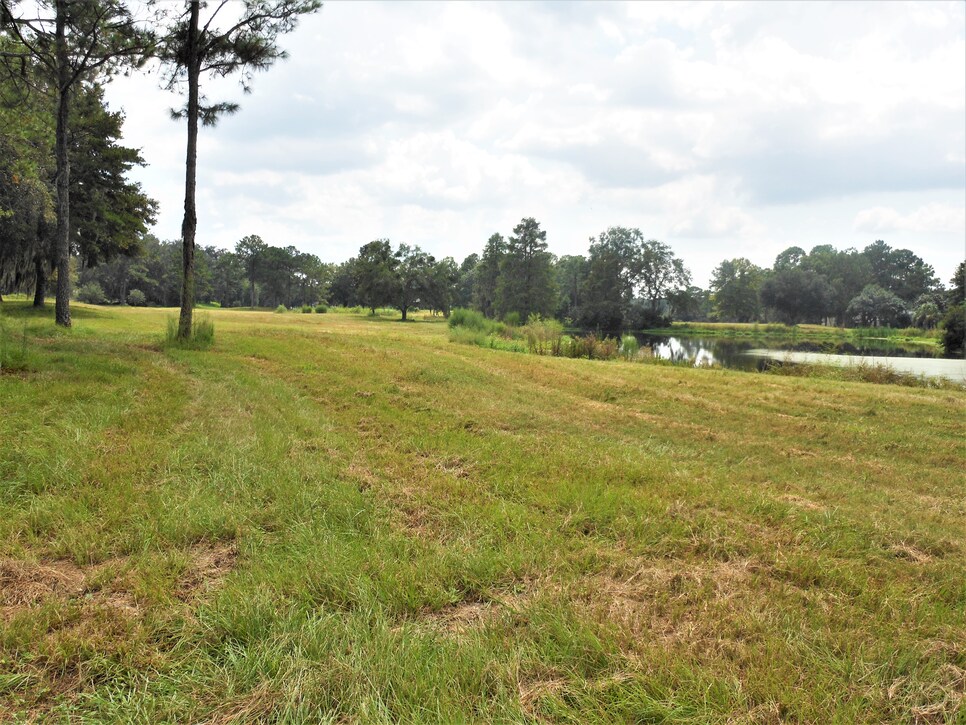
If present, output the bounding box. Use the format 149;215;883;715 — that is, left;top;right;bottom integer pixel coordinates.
1;301;964;723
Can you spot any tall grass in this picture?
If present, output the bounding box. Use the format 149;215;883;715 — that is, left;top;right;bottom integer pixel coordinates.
0;310;30;372
164;315;215;350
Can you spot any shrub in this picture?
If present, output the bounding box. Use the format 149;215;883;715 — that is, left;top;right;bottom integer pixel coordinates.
503;311;521;327
275;304;287;314
523;315;564;355
315;303;328;313
127;289;147;307
301;305;313;313
76;282;107;305
449;307;489;331
941;303;964;357
619;334;640;360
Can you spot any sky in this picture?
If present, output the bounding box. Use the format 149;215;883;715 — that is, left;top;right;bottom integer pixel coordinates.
105;0;966;287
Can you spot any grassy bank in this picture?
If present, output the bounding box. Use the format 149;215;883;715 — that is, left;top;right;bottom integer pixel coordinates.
1;301;964;722
646;321;942;348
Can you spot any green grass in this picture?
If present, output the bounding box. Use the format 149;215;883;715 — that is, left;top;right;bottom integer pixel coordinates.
1;300;964;723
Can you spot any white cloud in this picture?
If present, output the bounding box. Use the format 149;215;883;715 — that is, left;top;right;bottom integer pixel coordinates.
853;204;966;234
103;0;965;287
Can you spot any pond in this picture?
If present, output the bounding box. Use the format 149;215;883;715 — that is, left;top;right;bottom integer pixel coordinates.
631;334;966;382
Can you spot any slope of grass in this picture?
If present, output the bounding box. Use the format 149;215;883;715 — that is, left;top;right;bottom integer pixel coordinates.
1;301;964;723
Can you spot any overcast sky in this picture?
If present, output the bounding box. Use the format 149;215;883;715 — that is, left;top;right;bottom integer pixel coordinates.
105;0;966;286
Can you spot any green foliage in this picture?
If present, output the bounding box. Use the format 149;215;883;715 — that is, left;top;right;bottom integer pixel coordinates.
846;285;909;327
523;315;564;356
355;239;398;314
314;303;328;314
127;289;147;307
619;334;640;360
495;217;556;322
274;304;287;314
940;303;964;357
567;332;619;360
448;307;489;331
503;311;521;327
76;282;108;305
710;258;764;323
300;304;313;313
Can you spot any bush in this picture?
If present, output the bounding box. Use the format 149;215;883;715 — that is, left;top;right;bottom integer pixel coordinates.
523;315;564;355
448;307;489;331
619;334;640;360
503;311;521;327
315;303;328;313
275;304;287;314
76;282;107;305
941;303;964;357
300;305;313;313
127;289;147;307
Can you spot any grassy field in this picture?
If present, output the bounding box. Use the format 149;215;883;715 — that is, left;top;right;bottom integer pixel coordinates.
1;301;964;723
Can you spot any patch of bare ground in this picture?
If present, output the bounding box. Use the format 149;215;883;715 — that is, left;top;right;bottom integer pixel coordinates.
176;541;238;600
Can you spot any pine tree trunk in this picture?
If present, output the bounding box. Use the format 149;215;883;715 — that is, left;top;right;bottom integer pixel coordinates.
178;0;201;340
33;256;46;307
53;0;72;327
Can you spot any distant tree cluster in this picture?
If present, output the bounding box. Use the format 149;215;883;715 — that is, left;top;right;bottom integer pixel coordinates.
328;239;458;319
78;234;333;309
710;241;951;328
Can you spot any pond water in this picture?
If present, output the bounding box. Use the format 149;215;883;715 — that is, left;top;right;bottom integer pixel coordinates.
632;335;966;382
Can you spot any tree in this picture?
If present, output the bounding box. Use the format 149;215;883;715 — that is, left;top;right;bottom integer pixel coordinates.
68;82;156;270
940;303;964;357
637;239;690;314
393;243;432;321
948;261;965;307
495;217;556;321
159;0;320;339
473;233;504;318
355;239;397;314
845;284;909;327
328;259;357;307
209;247;246;307
710;257;764;322
554;254;588;321
803;246;871;326
235;234;266;307
1;0;152;326
423;256;459;317
0;41;55;303
579;227;641;331
774;246;807;271
760;268;832;324
454;253;478;310
862;240;938;303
